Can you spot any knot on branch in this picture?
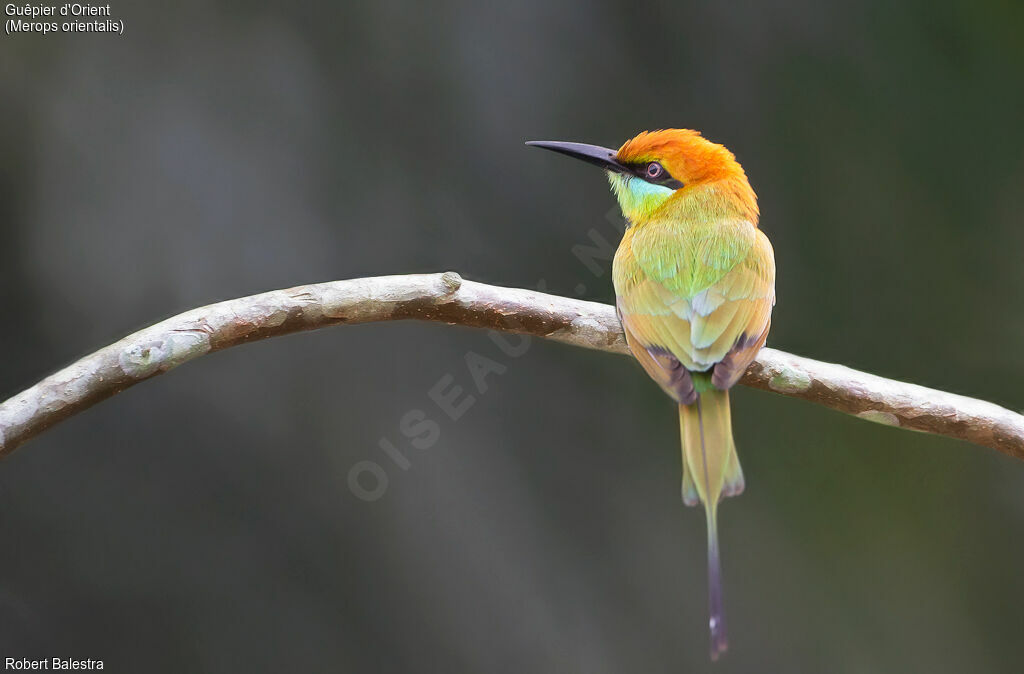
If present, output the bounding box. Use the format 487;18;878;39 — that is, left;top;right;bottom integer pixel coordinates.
440;271;463;294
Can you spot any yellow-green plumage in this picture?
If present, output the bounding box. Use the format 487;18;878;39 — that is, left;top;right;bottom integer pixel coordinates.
610;131;775;660
527;129;776;660
613;190;773;659
614;212;774;376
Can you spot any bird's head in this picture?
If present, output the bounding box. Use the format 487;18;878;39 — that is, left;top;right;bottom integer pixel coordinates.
527;129;757;225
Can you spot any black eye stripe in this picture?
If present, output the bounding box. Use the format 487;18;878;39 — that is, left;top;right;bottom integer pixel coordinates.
625;161;685;189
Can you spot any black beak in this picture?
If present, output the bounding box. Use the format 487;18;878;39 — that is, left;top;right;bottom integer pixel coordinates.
525;140;630;174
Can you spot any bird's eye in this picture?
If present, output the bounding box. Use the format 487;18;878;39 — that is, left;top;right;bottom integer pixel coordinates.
646;162;664;179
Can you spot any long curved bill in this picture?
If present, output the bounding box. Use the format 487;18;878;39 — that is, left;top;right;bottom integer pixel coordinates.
525;140;629;174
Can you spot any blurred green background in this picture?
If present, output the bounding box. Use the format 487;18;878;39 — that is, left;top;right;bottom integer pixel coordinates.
1;1;1023;672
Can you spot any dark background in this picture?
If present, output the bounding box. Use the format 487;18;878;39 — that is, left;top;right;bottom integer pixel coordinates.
2;1;1023;672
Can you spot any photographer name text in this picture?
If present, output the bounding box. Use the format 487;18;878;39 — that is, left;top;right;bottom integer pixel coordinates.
4;659;103;671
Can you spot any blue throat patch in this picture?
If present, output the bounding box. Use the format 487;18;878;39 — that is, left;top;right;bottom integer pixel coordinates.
607;173;675;222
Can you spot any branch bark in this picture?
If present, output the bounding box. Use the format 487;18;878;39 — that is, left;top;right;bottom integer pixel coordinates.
1;272;1022;460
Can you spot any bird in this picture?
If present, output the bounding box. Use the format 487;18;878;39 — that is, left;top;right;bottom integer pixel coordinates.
527;129;775;660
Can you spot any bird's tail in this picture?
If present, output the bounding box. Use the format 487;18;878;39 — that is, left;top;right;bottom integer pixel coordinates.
678;389;743;661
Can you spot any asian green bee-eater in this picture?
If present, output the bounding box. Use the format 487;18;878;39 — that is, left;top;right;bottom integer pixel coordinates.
528;129;776;659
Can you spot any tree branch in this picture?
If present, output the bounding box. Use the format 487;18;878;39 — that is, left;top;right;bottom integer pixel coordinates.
1;272;1021;461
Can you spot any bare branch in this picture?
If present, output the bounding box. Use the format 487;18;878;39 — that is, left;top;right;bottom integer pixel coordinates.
1;272;1021;460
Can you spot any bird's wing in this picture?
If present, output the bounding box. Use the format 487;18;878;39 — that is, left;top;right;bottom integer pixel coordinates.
614;218;775;392
617;306;698;404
